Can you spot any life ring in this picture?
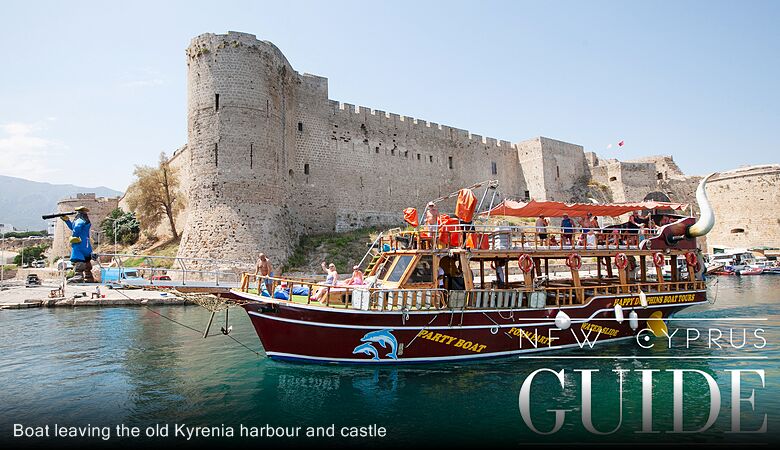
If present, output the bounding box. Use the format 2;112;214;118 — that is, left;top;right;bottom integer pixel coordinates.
685;252;698;267
652;252;665;268
615;252;629;270
566;253;582;270
518;254;534;273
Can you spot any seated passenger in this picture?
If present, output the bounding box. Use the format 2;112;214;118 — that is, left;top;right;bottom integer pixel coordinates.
343;266;365;286
311;262;339;303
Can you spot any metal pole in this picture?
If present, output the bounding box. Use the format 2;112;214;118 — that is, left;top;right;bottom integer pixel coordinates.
1;230;4;283
114;220;117;254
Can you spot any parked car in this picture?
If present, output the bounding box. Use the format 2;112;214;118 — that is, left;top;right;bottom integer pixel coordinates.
25;274;41;287
32;259;46;268
151;275;172;281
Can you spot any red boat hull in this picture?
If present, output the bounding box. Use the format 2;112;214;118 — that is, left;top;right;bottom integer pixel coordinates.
237;290;707;364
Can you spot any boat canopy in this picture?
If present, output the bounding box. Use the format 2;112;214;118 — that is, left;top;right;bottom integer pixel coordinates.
481;199;689;218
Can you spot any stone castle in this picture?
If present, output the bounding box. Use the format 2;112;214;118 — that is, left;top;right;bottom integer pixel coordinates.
52;31;780;264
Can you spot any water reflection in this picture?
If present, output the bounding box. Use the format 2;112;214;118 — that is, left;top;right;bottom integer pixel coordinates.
0;276;777;445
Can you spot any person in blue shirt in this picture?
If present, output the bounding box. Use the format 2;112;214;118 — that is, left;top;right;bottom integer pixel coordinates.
61;206;95;283
560;214;575;247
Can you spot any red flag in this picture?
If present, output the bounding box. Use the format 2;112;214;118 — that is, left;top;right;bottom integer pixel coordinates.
618;140;625;147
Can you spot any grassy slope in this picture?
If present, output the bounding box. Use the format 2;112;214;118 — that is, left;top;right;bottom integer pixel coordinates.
284;228;379;274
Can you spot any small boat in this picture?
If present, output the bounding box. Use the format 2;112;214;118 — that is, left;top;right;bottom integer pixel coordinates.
763;267;780;274
739;267;763;276
233;175;718;364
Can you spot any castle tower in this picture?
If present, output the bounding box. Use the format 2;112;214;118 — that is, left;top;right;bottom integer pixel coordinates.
178;32;299;265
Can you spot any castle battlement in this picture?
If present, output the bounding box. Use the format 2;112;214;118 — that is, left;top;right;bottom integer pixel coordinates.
176;31;720;265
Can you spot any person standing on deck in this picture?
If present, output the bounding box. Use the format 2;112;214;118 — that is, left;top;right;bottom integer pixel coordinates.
561;214;575;247
255;253;274;291
62;206;94;283
535;215;549;246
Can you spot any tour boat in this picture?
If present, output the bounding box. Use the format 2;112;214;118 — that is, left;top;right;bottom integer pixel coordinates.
232;175;717;364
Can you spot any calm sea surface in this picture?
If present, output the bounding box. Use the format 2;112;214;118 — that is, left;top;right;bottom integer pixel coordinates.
1;275;779;447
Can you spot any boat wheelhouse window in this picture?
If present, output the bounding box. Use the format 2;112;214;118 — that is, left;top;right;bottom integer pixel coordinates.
407;255;433;283
376;257;394;280
385;255;414;282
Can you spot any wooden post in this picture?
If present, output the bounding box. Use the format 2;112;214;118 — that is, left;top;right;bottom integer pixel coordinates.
544;258;549;277
640;255;647;283
618;267;629;293
571;268;583;304
670;255;679;282
597;256;602;279
534;258;542;278
606;257;613;278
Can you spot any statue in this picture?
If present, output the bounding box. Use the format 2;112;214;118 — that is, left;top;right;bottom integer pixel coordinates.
62;206;95;283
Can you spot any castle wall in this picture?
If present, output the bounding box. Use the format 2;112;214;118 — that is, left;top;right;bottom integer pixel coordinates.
705;165;780;251
516;137;587;201
172;31;748;266
177;32;531;265
52;194;119;260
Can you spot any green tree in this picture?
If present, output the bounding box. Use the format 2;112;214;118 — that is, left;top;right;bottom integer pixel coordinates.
13;244;49;265
100;208;141;246
125;152;184;239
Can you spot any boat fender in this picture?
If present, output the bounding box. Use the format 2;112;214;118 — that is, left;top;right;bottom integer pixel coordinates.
685;252;698;267
653;252;665;268
518;254;534;273
566;253;582;270
615;253;629;270
639;290;648;308
555;310;571;330
629;310;639;331
614;304;625;323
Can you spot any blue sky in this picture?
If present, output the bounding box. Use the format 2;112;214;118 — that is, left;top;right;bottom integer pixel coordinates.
1;0;777;191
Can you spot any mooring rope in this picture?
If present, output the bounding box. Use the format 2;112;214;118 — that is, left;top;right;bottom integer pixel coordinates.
109;287;262;357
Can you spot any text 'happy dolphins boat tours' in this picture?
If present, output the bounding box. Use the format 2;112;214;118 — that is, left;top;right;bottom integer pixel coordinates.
232;175;717;364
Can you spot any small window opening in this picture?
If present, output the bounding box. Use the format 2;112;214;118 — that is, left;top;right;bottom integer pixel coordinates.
249;143;253;169
298;122;303;132
375;147;380;154
524;190;530;200
730;228;745;234
214;143;218;167
657;172;663;180
556;165;560;179
304;163;310;175
448;156;453;169
609;176;617;182
491;161;497;175
429;155;433;163
417;153;421;160
215;94;219;111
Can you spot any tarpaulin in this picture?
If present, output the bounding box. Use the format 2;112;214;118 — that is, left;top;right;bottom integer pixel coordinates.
403;207;419;227
455;188;477;223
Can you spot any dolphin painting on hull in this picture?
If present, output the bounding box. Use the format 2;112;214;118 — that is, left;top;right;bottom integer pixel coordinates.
360;329;399;360
352;342;380;360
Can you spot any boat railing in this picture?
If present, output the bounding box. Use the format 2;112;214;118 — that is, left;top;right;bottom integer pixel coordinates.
380;224;657;252
239;273;705;311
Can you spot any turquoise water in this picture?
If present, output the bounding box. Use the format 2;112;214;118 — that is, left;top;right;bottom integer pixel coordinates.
1;275;778;447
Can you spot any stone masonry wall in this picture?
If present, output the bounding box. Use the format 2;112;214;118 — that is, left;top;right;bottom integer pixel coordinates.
705;165;780;250
172;31;756;266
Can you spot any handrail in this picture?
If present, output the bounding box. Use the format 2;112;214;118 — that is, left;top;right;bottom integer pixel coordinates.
356;232;384;269
238;272;704;311
380;224;656;252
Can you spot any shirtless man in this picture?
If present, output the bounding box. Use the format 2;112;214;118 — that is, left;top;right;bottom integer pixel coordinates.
424;202;440;227
255;253;274;291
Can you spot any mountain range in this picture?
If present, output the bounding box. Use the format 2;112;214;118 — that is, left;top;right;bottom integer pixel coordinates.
0;175;123;230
